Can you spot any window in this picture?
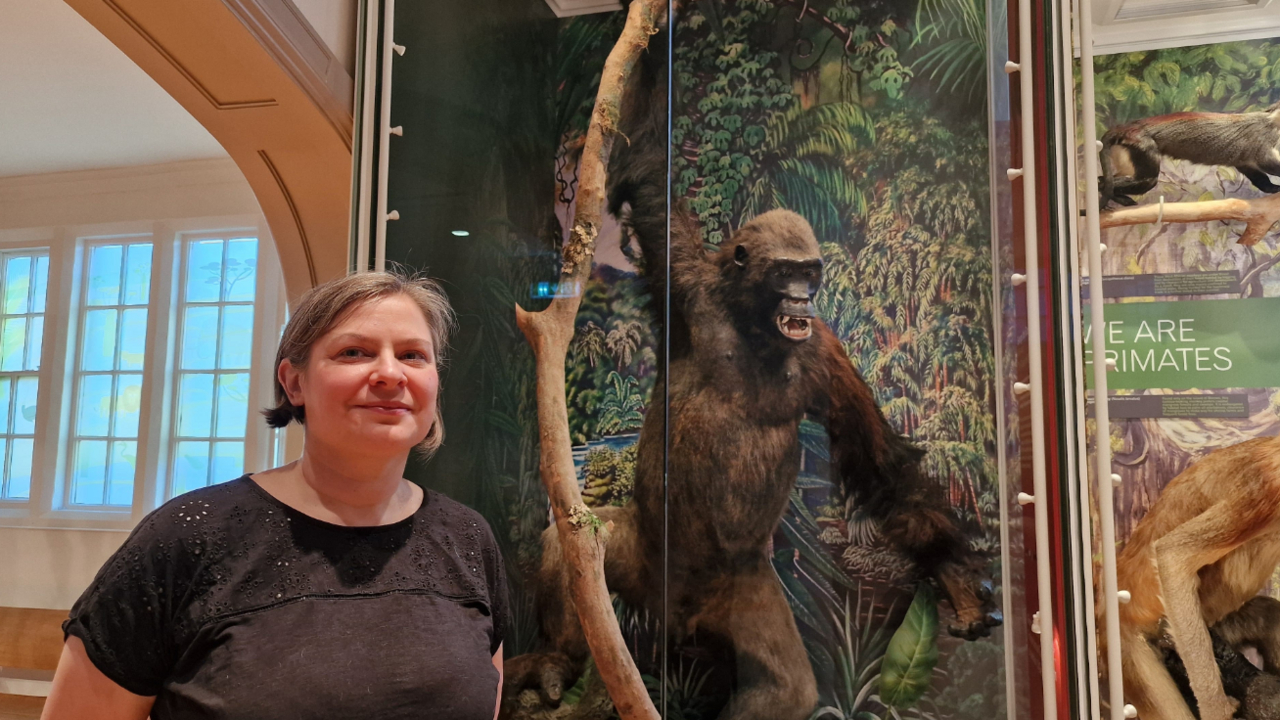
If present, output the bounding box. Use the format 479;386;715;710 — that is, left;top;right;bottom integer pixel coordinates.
68;242;152;507
0;221;283;527
171;237;258;496
0;251;49;501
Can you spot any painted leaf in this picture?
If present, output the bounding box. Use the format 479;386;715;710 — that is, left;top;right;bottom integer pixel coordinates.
878;584;939;709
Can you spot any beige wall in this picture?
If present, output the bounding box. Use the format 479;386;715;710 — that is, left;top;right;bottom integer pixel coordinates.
0;528;125;609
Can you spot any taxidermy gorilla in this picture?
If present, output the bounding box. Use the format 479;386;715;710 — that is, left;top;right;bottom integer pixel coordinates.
504;38;1000;720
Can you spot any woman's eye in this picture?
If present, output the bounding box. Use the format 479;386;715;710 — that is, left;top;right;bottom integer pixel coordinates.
340;348;366;358
402;351;430;362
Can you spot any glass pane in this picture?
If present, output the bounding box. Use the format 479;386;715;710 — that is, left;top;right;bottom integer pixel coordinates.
106;441;136;506
177;373;214;437
124;244;153;305
181;306;219;370
82;309;118;371
25;316;43;371
211;441;244;484
119;308;148;371
0;378;12;433
113;374;142;438
8;438;31;500
219;305;254;369
4;255;31;314
215;373;249;438
223;238;258;302
71;440;108;505
86;245;123;306
0;439;17;500
14;376;37;435
76;374;112;437
32;255;48;314
173;440;210;496
0;317;26;372
186;240;223;303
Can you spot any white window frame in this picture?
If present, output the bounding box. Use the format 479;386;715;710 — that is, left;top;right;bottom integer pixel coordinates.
0;217;285;530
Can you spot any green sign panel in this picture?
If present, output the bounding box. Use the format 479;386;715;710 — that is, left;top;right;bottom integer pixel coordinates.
1083;298;1280;390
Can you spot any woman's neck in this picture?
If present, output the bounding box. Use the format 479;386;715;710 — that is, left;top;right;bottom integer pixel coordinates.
252;441;421;527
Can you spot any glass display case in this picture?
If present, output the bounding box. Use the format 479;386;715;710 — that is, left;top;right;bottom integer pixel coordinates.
346;0;1112;717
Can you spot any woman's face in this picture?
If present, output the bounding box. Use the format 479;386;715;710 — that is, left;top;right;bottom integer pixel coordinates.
280;294;439;458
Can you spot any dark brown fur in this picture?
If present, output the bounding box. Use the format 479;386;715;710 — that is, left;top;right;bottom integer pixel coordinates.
1100;102;1280;208
503;40;998;720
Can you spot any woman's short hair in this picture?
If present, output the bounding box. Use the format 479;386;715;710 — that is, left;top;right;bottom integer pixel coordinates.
263;269;457;456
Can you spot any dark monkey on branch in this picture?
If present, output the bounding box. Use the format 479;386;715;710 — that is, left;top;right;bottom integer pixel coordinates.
503;36;1000;720
1100;101;1280;208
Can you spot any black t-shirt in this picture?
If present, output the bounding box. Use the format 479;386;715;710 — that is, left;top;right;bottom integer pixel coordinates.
64;475;510;720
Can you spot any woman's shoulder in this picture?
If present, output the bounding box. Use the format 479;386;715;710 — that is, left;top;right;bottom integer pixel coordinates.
417;489;501;547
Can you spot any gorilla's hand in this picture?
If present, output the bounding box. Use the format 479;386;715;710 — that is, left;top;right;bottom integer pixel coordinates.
935;561;1002;640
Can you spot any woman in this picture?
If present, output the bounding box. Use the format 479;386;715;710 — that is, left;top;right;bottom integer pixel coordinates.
43;271;509;720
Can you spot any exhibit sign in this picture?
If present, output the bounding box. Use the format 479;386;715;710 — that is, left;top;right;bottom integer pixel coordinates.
1082;297;1280;390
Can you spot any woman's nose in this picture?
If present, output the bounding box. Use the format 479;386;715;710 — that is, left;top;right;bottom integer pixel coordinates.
369;351;405;385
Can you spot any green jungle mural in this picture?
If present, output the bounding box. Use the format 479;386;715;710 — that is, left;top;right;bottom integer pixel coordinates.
1083;40;1280;550
384;0;1008;718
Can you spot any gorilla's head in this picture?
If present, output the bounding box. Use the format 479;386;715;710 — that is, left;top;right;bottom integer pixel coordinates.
721;209;824;344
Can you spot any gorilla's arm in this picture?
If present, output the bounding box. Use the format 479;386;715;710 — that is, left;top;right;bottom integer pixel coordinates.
811;321;1000;638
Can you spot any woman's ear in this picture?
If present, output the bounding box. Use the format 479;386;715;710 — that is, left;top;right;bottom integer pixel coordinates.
278;359;304;408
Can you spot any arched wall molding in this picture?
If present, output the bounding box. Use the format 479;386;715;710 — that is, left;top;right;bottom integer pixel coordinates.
62;0;355;302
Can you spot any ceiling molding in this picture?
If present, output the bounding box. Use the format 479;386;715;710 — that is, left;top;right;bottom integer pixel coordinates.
1091;0;1280;54
223;0;354;149
102;0;277;109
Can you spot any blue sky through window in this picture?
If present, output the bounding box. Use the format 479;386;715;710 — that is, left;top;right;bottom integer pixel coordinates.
0;251;49;501
69;242;151;507
172;238;257;497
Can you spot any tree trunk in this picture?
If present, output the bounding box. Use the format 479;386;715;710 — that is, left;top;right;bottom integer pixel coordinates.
513;2;667;719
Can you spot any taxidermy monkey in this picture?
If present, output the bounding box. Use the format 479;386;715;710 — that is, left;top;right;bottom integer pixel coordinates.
1099;101;1280;208
503;29;1000;720
1112;436;1280;720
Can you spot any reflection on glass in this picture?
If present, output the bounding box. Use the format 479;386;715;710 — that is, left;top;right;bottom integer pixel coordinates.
124;244;153;305
119;308;147;371
77;375;112;437
87;245;123;306
220;306;253;369
113;374;142;437
186;240;223;303
173;440;211;495
0;318;26;372
215;373;249;438
224;239;257;302
182;306;219;370
178;373;214;437
4;256;30;315
72;440;108;505
6;438;28;500
82;309;118;371
107;440;136;506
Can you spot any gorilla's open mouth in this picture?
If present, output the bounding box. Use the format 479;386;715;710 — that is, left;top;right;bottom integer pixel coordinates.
776;314;812;341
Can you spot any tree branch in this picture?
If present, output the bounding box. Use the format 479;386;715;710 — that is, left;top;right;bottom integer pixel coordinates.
513;2;666;719
1100;194;1280;246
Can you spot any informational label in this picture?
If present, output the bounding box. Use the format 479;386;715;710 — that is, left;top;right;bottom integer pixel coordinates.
1081;271;1241;299
1082;298;1280;390
1086;394;1250;418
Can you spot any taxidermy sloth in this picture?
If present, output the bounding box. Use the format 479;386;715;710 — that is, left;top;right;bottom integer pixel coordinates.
1114;435;1280;720
503;37;1000;720
1099;101;1280;208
